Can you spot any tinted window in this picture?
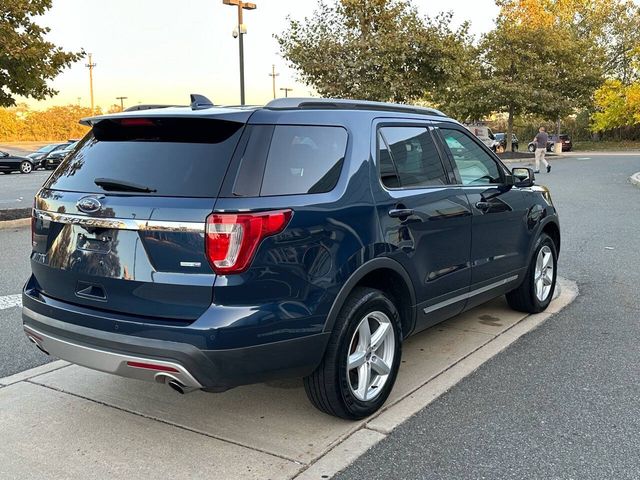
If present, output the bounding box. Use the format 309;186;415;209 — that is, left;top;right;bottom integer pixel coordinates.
260;125;347;196
440;128;502;185
378;127;446;188
44;118;244;197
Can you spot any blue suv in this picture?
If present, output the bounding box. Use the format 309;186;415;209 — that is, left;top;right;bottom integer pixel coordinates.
23;96;560;419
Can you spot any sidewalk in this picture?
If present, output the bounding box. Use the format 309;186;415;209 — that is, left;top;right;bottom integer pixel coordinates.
0;279;577;479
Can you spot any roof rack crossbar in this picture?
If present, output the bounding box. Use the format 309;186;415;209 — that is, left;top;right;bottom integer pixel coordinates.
264;98;445;117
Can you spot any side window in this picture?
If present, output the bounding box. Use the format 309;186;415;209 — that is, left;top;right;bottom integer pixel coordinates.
260;125;347;196
378;126;447;189
440;128;502;185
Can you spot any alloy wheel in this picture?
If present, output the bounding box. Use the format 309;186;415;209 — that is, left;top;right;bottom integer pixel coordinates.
534;245;554;302
20;162;32;173
347;311;396;402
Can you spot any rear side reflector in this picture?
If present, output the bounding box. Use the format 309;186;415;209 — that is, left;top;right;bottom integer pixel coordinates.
205;209;292;274
126;361;180;373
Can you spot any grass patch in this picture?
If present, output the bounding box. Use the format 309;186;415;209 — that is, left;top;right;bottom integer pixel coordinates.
573;141;640;152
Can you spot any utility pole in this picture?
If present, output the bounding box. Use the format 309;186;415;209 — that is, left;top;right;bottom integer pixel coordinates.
280;87;293;98
268;64;279;99
85;53;96;113
77;97;81;106
223;0;257;105
116;96;128;111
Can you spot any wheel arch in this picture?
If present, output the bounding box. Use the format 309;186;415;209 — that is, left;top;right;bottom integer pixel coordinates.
541;220;560;255
323;257;417;339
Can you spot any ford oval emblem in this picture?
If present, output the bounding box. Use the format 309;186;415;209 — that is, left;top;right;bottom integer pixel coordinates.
76;196;102;214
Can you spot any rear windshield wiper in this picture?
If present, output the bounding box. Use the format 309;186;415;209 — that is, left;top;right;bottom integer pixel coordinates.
94;177;157;193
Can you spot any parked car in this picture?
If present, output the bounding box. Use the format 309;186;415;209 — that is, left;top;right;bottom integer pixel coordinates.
27;142;73;169
550;134;572;152
0;151;36;174
494;133;519;152
23;96;560;419
43;141;79;169
527;139;554;153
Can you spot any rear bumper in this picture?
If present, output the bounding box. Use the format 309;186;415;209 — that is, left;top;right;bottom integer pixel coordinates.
22;291;330;391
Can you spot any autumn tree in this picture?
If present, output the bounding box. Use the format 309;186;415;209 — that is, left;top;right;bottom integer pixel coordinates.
0;0;83;106
440;0;606;151
276;0;473;103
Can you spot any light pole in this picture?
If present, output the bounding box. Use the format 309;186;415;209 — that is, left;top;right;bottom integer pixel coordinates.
223;0;257;105
116;96;128;111
85;53;96;113
269;64;279;99
280;87;293;98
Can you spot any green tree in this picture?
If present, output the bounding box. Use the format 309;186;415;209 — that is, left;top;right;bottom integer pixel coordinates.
0;0;83;107
276;0;473;103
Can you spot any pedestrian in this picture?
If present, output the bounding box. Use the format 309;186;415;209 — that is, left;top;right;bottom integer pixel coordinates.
532;127;551;173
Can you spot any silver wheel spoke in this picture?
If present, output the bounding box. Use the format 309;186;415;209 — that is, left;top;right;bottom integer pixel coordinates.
356;363;371;401
370;321;391;352
542;251;551;269
348;351;366;370
357;318;371;351
370;356;391;375
543;270;553;285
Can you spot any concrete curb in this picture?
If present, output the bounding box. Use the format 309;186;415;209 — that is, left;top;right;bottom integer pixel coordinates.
0;217;30;230
630;172;640;188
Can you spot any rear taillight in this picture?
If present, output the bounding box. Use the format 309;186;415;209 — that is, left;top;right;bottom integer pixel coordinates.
205;210;292;274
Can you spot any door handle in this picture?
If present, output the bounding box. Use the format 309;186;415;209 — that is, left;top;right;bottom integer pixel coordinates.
388;208;414;219
475;201;491;211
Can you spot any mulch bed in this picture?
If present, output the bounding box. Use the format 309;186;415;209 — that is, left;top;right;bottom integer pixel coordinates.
0;208;31;221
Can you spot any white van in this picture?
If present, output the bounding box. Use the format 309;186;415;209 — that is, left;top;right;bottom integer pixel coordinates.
465;125;499;151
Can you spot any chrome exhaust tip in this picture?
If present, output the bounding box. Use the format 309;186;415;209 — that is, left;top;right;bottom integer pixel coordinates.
155;373;198;394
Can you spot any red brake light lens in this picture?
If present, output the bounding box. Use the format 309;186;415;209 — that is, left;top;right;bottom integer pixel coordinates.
119;118;155;127
205;210;292;274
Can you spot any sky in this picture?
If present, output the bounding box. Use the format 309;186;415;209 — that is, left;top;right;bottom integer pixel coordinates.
19;0;501;110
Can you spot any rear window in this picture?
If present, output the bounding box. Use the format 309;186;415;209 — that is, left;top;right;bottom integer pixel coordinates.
44;118;244;197
259;126;347;196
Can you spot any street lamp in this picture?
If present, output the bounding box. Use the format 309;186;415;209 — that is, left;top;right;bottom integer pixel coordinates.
116;96;128;111
223;0;257;106
280;87;293;98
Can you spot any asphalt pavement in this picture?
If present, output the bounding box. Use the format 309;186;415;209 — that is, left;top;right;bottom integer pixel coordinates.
0;226;52;377
337;153;640;479
0;170;50;210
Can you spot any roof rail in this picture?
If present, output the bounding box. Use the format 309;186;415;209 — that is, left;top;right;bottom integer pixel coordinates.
264;97;446;117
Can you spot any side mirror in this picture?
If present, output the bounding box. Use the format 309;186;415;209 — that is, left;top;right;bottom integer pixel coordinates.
512;167;535;187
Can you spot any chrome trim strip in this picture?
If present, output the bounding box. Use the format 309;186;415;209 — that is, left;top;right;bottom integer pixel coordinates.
23;318;203;389
423;275;519;314
34;209;205;233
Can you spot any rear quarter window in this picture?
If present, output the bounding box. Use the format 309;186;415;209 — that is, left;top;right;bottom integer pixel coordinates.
259;125;348;196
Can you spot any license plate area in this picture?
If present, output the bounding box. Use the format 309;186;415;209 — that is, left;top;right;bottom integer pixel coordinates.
77;231;113;254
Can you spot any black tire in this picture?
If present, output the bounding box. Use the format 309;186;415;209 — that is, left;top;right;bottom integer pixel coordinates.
304;287;402;419
19;161;33;174
506;233;557;313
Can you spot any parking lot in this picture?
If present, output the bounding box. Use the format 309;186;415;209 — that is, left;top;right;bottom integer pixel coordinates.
0;270;575;479
1;152;639;478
